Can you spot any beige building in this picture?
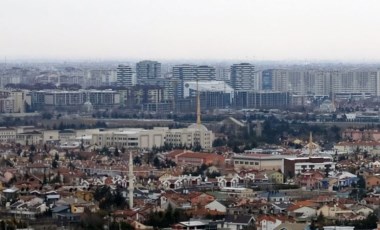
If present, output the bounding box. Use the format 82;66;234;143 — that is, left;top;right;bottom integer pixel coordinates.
91;125;214;150
0;90;26;113
164;124;214;149
0;127;16;143
233;154;294;171
16;130;43;145
0;126;43;144
0;125;214;150
92;128;165;149
10;91;26;113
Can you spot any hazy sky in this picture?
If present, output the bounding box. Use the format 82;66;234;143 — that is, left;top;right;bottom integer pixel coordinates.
1;0;380;61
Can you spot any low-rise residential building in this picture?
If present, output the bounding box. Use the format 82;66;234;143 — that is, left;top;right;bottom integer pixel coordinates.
317;204;353;218
205;200;227;213
223;214;255;230
174;152;225;166
334;141;380;154
266;170;284;184
365;175;380;189
256;215;282;230
283;156;334;178
342;129;380;142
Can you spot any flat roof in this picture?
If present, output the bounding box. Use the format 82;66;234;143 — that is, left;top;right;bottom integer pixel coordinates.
221;187;248;191
179;221;207;227
233;154;295;160
285;156;332;160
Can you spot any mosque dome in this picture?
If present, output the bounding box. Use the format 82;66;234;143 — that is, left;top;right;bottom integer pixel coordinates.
83;101;93;113
188;123;208;131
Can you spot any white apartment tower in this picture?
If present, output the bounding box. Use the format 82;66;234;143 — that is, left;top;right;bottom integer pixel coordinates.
116;65;133;88
230;63;256;91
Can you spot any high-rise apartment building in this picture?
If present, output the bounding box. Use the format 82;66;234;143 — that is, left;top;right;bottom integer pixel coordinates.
303;70;331;96
116;65;133;88
331;71;379;96
261;69;274;90
258;69;380;98
86;69;117;88
171;64;217;99
194;65;216;81
230;63;256;91
216;66;231;85
172;64;197;99
136;60;161;84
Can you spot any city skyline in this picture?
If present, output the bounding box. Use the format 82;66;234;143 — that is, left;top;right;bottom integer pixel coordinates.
1;0;380;61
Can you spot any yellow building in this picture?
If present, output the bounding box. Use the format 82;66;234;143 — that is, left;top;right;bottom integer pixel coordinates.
267;171;284;184
75;191;94;202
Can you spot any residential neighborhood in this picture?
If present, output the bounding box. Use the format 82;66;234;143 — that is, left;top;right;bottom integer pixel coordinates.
1;121;380;230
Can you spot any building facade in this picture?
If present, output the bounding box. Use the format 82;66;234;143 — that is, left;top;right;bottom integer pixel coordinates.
136;60;161;84
116;65;133;88
230;63;256;91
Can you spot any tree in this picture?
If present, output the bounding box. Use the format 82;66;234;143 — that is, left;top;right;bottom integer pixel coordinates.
80;210;105;230
164;204;173;226
58;122;65;130
42;112;53;120
114;147;119;157
213;138;227;147
133;156;142;166
43;174;48;185
68;161;75;170
28;153;34;163
100;146;110;156
325;164;331;177
316;213;325;226
357;175;366;189
113;189;127;209
94;186;110;202
52;160;58;169
144;205;187;228
121;147;126;154
30;144;36;152
109;222;133;230
153;157;160;168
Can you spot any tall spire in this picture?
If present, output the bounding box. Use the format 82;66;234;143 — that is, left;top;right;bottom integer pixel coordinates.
128;151;134;209
309;132;313;157
196;79;201;126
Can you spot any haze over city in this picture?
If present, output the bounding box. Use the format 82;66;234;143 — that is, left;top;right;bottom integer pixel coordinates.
3;1;380;230
1;0;380;61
